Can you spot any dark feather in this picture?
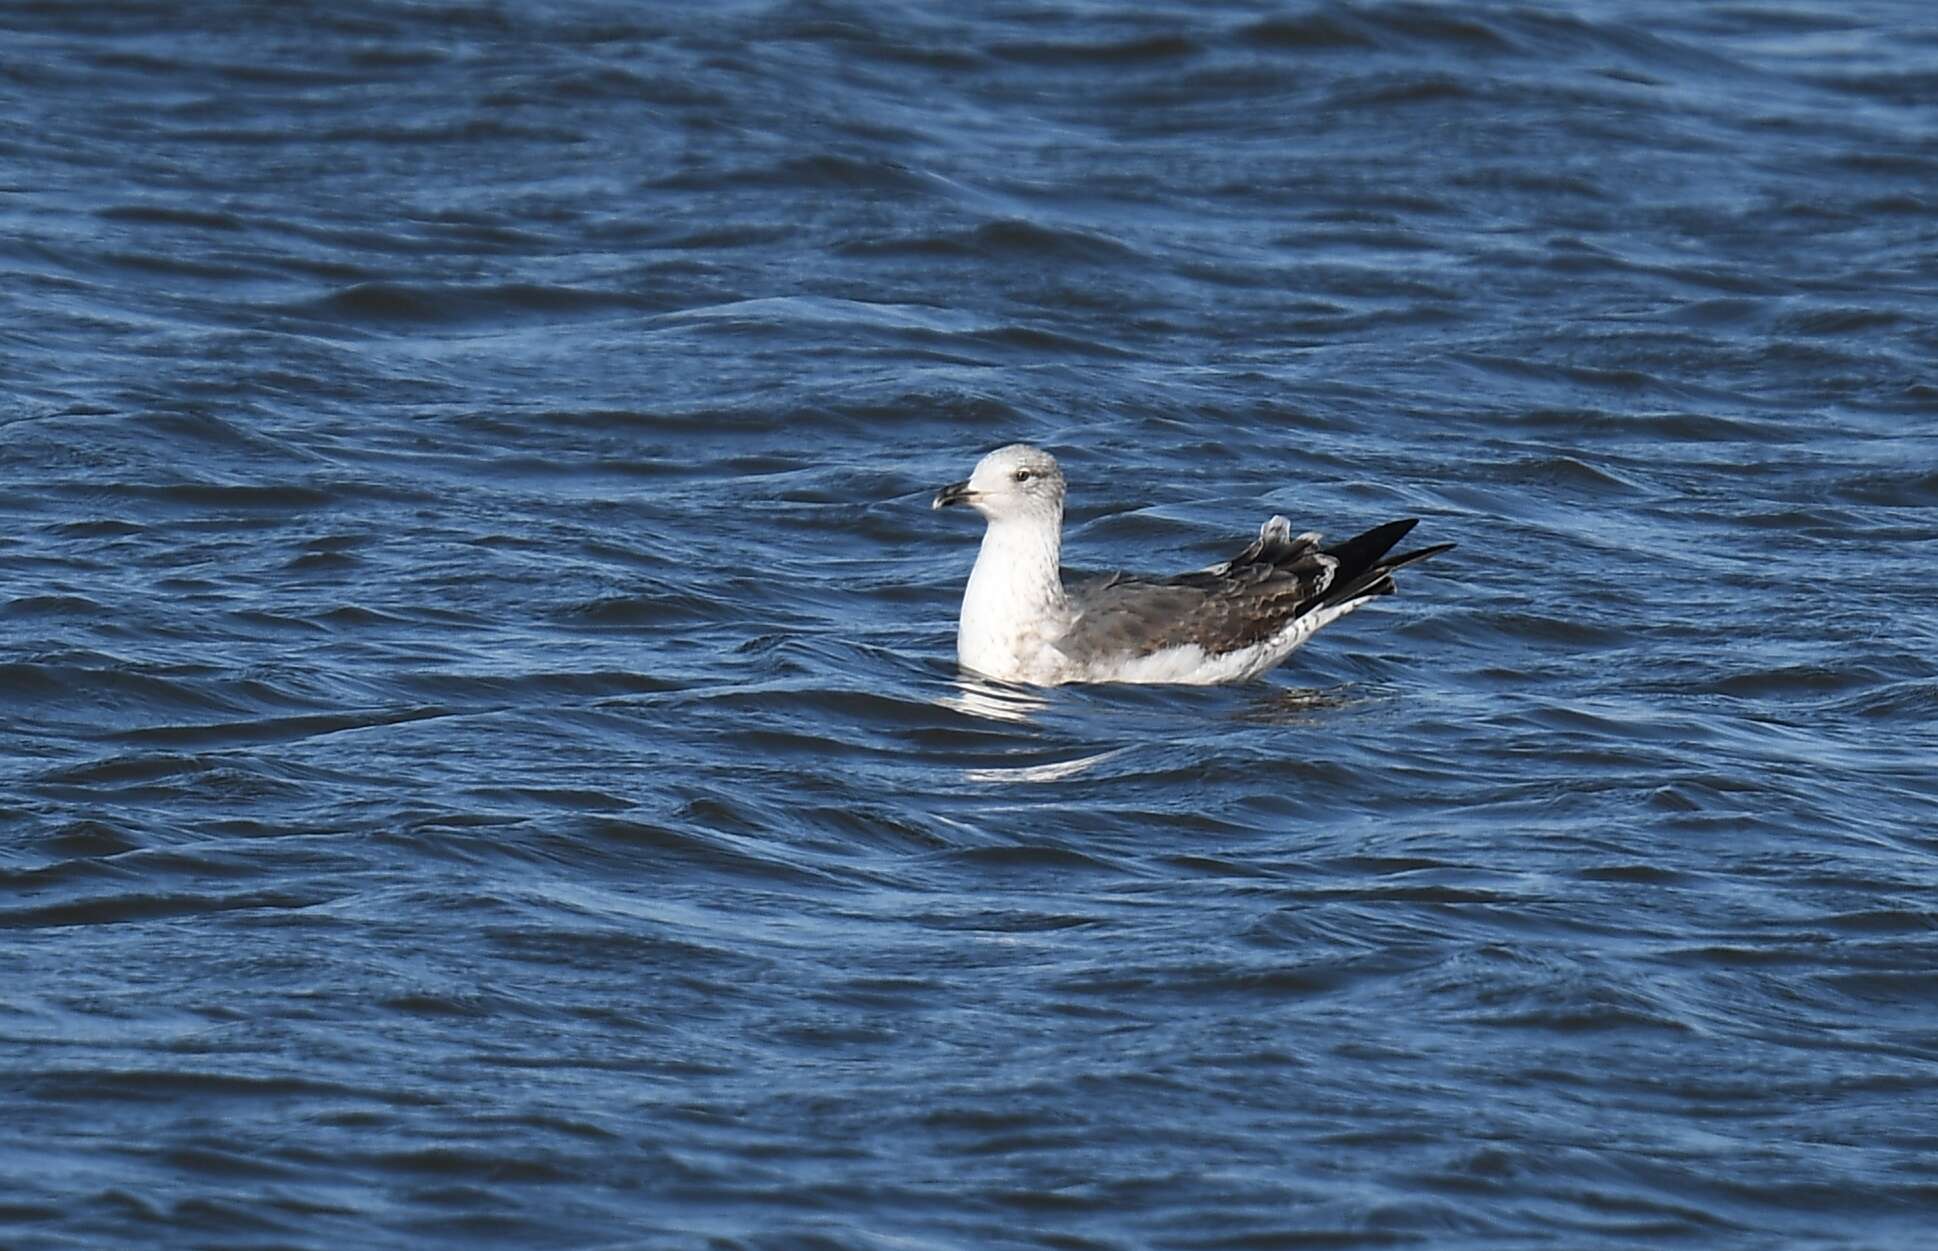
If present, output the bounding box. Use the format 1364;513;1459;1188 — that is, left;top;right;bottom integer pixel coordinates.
1056;517;1453;664
1305;521;1454;613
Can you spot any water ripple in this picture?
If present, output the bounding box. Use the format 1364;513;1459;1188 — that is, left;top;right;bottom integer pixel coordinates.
3;0;1936;1248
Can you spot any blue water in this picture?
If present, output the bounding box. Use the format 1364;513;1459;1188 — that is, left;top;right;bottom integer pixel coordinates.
5;2;1937;1247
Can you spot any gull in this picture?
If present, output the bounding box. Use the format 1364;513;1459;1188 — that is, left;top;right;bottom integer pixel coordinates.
932;444;1452;686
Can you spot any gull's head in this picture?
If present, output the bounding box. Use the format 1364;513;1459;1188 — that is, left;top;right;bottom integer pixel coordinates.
932;444;1066;524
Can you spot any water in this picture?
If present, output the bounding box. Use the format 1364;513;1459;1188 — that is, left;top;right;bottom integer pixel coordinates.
4;1;1937;1246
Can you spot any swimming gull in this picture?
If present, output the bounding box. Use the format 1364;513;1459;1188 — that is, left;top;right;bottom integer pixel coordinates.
932;444;1452;686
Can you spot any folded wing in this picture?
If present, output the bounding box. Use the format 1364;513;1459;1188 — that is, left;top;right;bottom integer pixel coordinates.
1055;516;1451;665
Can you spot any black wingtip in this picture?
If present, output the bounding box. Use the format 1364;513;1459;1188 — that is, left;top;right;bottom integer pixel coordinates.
1388;541;1455;567
1320;518;1417;572
1312;528;1452;611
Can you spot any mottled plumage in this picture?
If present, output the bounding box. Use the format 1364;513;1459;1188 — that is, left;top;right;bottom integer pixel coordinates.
933;445;1451;686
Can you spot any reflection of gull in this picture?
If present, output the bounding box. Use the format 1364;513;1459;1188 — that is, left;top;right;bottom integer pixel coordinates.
1235;685;1366;725
963;747;1127;785
936;675;1117;782
933;445;1453;686
936;674;1050;724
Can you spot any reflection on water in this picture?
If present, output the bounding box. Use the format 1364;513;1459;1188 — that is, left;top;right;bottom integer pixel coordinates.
938;672;1052;724
1235;684;1367;725
942;671;1357;782
942;668;1359;729
942;672;1130;782
962;746;1128;785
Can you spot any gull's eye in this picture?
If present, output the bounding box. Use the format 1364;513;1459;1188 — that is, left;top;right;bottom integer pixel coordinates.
1012;469;1032;483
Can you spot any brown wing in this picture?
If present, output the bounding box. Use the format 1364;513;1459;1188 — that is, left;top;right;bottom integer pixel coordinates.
1056;516;1450;664
1055;517;1339;662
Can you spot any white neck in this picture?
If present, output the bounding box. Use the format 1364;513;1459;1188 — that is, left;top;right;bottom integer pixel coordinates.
957;512;1067;681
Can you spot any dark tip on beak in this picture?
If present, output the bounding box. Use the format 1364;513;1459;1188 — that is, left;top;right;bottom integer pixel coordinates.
932;480;975;510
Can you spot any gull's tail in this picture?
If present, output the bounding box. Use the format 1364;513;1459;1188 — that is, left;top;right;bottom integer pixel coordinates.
1313;519;1454;611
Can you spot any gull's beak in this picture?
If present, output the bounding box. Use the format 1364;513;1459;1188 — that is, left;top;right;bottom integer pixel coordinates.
932;479;976;510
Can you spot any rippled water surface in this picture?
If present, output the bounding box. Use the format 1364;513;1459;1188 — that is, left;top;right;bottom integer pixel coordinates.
5;1;1938;1247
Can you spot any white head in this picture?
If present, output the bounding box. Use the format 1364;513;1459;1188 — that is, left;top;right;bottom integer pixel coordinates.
931;444;1066;526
